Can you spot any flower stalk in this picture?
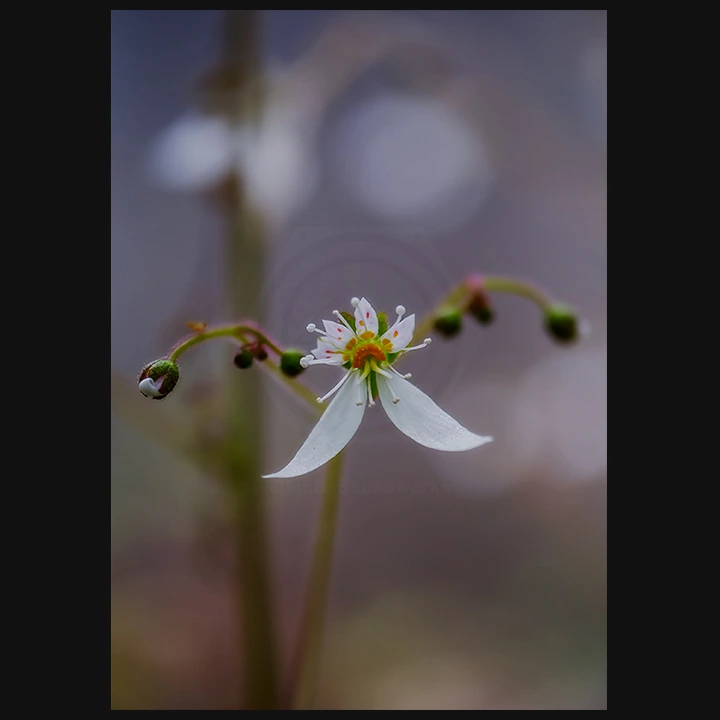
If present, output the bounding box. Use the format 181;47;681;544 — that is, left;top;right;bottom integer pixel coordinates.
287;452;345;710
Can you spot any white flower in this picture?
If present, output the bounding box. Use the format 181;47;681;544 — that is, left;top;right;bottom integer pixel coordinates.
263;298;493;479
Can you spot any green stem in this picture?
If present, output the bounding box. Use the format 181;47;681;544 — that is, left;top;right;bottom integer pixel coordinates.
288;452;345;710
166;324;321;413
212;11;279;708
412;283;469;343
169;324;283;363
281;271;557;707
482;275;553;308
262;357;324;412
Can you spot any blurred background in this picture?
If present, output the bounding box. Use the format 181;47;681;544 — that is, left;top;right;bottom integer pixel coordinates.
111;10;606;710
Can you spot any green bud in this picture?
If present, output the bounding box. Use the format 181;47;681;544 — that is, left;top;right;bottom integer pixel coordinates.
544;303;580;343
138;358;180;400
280;348;307;377
233;349;254;369
433;305;463;338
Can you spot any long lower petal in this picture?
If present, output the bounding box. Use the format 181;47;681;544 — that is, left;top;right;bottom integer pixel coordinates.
263;372;365;478
377;375;493;452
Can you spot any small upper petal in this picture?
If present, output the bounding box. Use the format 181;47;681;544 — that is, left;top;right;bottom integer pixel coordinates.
354;297;379;337
312;337;344;360
263;371;366;478
377;375;493;452
380;314;415;352
322;319;354;348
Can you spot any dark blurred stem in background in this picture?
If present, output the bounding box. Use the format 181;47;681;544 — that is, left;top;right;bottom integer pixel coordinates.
212;11;278;709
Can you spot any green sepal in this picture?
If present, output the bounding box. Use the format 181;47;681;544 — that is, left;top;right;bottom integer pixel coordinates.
377;311;389;337
341;311;356;332
370;371;379;401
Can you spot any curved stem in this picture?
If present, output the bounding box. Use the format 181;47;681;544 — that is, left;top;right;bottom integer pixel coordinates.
260;355;324;412
169;324;283;363
411;273;554;345
164;324;321;414
482;275;553;308
288;452;345;710
411;283;469;343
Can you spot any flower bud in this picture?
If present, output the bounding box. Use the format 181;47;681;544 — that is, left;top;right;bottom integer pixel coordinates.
544;303;581;343
433;305;463;338
280;348;307;377
467;289;495;325
233;349;254;369
138;358;180;400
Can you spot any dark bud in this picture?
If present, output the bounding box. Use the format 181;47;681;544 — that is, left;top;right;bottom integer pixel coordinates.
233;349;254;369
467;289;495;325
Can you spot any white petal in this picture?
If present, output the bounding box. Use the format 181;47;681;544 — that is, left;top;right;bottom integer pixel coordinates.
307;356;345;366
322;320;354;348
312;337;345;360
380;314;415;352
139;378;162;398
263;372;366;478
377;375;493;452
355;297;379;337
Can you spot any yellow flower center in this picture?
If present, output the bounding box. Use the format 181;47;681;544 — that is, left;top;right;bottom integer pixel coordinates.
351;342;387;369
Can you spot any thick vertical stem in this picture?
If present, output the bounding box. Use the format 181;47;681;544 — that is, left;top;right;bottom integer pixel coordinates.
225;204;278;710
216;11;278;709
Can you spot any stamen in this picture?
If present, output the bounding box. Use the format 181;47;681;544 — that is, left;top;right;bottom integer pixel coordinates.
399;337;432;354
333;310;356;335
358;362;372;383
384;375;401;404
354;371;366;406
369;358;393;380
316;370;353;403
308;325;329;337
366;377;375;407
395;305;406;320
387;364;412;380
351;297;360;308
300;355;313;368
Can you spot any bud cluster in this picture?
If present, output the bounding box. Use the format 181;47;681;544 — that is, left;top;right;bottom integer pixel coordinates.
233;342;269;370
